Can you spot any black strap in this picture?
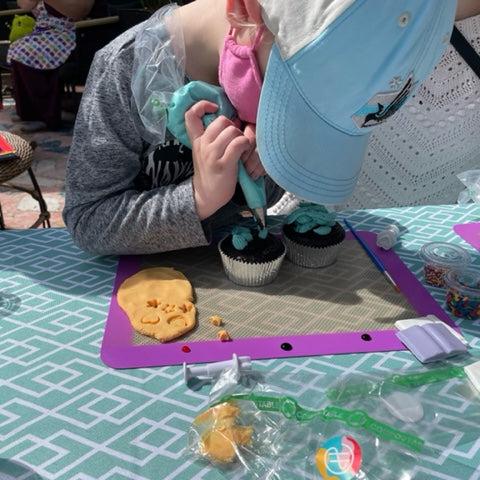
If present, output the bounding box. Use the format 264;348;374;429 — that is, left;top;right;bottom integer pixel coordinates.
450;25;480;78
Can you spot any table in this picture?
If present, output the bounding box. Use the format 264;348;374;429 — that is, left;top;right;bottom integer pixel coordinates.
1;204;479;480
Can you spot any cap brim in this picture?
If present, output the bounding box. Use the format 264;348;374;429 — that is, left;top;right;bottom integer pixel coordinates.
257;45;370;205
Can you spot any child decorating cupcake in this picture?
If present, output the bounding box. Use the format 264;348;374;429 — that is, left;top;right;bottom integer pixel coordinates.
64;0;456;256
283;204;345;268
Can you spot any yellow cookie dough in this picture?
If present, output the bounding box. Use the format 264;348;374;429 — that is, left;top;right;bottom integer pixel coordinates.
194;402;253;463
117;267;196;342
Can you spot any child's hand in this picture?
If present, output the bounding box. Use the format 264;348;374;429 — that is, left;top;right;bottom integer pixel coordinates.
186;101;251;220
241;124;266;180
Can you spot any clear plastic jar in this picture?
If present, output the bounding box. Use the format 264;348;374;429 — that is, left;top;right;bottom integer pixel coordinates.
419;242;471;287
445;269;480;320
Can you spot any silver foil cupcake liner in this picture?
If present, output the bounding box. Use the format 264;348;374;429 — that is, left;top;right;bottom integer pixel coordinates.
284;236;344;268
219;242;286;287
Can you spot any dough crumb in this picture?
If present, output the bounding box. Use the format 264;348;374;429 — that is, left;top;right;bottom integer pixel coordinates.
217;330;231;342
209;315;223;327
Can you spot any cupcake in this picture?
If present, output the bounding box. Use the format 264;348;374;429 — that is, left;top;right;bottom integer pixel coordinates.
282;203;345;268
218;226;286;287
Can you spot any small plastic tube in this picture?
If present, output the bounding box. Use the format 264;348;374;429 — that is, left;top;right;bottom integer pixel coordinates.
376;224;400;250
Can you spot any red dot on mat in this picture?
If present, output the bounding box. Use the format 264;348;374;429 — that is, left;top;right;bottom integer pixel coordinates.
182;345;191;353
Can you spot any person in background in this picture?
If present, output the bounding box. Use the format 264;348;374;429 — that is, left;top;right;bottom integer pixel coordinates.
271;0;480;214
7;0;94;132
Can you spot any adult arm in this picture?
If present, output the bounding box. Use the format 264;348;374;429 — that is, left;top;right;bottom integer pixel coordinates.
44;0;94;20
63;47;210;256
16;0;39;11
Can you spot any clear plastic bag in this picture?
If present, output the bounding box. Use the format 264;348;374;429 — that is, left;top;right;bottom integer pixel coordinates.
187;363;480;479
130;4;185;146
457;170;480;205
188;369;312;479
324;363;480;478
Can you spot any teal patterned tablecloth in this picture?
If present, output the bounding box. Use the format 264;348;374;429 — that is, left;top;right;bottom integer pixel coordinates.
1;204;480;480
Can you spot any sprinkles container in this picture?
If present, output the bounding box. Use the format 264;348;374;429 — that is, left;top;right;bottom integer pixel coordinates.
419;242;471;288
445;269;480;320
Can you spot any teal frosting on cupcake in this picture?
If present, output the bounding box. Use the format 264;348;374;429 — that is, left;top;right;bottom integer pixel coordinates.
285;203;336;236
231;225;268;251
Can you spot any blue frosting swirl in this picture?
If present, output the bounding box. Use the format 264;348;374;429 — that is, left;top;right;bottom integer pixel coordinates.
231;225;268;251
285;203;336;235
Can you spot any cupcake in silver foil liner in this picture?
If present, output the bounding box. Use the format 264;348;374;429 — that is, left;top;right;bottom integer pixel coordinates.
218;231;286;287
282;203;346;268
283;235;343;268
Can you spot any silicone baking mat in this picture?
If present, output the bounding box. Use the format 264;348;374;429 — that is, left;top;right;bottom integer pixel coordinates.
101;232;454;368
454;222;480;250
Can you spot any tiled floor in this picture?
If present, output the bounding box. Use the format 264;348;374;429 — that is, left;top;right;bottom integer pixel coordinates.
0;104;72;229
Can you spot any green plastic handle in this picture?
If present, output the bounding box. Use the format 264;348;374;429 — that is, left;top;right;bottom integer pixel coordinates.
322;406;424;452
327;366;466;403
389;366;466;388
218;393;424;452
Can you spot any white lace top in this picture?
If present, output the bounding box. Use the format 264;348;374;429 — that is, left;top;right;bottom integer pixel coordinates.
270;15;480;215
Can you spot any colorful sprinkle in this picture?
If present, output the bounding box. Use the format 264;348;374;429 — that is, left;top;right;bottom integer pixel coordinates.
445;270;480;320
424;263;450;287
446;288;480;320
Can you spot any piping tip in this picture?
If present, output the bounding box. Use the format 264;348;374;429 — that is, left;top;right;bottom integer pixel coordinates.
252;207;267;230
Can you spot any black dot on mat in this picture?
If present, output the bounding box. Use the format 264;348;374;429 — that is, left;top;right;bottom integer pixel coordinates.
361;334;372;342
281;343;293;351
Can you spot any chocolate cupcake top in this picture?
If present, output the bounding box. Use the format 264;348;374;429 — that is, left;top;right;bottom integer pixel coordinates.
283;204;345;248
220;226;285;263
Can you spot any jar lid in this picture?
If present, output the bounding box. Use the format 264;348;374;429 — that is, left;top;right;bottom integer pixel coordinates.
420;242;471;268
445;269;480;297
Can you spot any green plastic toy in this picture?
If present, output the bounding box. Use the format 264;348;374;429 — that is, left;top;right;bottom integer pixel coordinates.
326;366;467;403
217;393;425;452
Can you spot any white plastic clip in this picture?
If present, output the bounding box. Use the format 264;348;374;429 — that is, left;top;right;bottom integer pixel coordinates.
395;314;468;346
183;354;252;386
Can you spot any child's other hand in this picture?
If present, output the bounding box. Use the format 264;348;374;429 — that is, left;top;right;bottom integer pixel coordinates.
186;101;251;220
241;124;266;180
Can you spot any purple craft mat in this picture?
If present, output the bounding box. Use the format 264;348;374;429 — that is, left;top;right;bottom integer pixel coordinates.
454;222;480;250
101;231;456;369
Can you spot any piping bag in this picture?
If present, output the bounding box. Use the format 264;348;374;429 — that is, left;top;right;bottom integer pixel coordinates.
166;81;267;229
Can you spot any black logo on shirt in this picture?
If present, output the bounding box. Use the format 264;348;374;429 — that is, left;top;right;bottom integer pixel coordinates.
137;140;193;190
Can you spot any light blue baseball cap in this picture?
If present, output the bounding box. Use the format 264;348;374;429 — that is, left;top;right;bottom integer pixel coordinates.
256;0;457;204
